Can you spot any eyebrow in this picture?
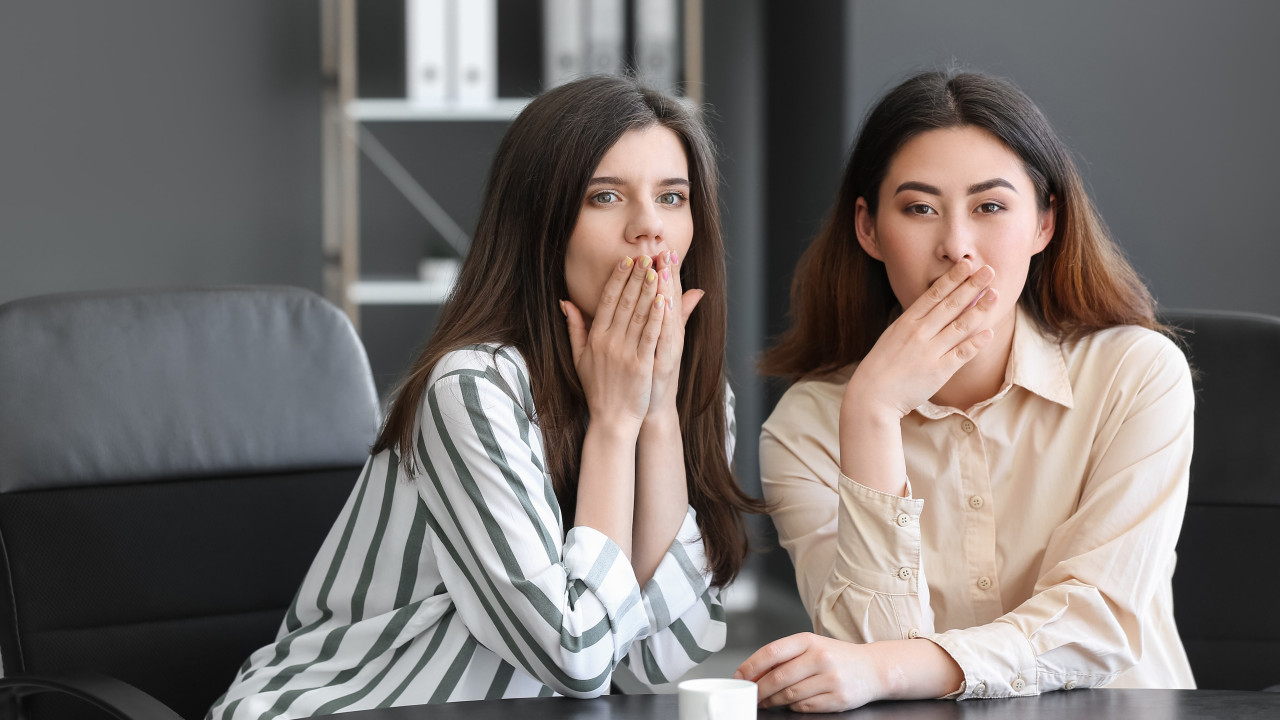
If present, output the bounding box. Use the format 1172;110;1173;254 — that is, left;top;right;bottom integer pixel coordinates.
893;178;1018;196
587;176;690;188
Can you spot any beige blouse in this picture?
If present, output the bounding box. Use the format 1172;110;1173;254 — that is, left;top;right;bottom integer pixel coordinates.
761;308;1196;699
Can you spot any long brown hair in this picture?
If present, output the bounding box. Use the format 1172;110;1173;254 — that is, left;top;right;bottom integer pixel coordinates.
761;69;1164;380
373;75;762;586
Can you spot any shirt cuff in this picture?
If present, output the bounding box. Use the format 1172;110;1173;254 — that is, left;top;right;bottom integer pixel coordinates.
928;622;1039;699
564;525;649;652
641;506;713;635
835;472;926;595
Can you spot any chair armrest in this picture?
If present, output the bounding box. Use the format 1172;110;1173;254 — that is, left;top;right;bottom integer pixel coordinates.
0;671;184;720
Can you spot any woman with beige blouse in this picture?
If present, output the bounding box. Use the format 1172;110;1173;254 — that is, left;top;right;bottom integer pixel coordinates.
735;69;1195;712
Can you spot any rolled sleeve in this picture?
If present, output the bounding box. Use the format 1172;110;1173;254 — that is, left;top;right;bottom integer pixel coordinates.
624;507;725;686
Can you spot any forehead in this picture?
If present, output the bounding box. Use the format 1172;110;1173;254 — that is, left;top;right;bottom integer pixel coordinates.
593;125;689;175
884;126;1032;191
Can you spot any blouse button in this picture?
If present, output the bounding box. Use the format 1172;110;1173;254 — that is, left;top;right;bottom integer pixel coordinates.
961;419;976;433
1012;677;1026;692
897;567;913;581
977;576;992;590
895;512;911;527
969;495;984;509
908;628;920;639
972;682;987;696
1064;680;1078;690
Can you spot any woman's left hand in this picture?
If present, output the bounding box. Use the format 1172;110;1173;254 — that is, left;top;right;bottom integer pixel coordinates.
735;632;887;713
647;250;703;420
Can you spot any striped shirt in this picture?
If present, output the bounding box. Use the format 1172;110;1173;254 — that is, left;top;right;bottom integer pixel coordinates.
207;344;731;719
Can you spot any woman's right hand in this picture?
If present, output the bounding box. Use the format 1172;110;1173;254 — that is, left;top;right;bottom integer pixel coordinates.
563;254;666;433
845;259;999;420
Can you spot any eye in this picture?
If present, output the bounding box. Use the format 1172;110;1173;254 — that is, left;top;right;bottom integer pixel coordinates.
590;190;620;205
657;191;687;207
976;202;1004;214
907;203;936;215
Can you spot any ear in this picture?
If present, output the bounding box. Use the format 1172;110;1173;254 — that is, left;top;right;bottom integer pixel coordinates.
1033;194;1056;254
854;197;883;261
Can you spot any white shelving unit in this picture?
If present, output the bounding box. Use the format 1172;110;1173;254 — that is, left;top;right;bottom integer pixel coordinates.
319;0;702;329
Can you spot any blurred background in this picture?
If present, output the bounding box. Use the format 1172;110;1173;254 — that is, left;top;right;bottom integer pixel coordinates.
4;0;1279;683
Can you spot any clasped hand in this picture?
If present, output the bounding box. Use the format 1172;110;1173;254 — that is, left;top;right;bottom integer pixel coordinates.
563;252;703;431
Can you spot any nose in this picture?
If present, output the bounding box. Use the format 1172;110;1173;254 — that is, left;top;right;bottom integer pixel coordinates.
626;201;665;253
938;215;976;264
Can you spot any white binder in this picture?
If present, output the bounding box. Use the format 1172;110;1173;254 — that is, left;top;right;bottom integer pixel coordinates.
543;0;584;88
405;0;447;105
634;0;679;92
454;0;497;105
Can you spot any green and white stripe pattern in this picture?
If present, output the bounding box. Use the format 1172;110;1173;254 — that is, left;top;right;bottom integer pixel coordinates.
207;345;731;719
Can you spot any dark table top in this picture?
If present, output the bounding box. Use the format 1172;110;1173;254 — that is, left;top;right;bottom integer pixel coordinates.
325;688;1280;719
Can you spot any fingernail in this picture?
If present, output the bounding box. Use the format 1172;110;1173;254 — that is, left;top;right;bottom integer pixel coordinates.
620;256;633;270
733;670;742;680
662;268;670;281
654;294;664;309
645;268;656;284
558;300;567;317
640;255;652;269
672;250;679;265
667;295;674;310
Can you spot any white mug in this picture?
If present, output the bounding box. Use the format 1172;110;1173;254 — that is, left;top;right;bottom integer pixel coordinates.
677;678;758;720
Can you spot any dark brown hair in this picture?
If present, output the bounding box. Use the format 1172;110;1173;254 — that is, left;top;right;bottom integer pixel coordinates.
373;75;762;586
761;69;1164;380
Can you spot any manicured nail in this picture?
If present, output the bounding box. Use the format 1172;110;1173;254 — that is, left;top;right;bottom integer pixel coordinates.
672;250;679;265
645;268;656;284
667;295;674;310
662;268;670;281
654;294;665;309
640;255;652;269
558;300;567;317
620;256;633;270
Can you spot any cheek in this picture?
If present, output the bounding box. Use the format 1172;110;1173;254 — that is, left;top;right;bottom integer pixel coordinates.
564;243;619;321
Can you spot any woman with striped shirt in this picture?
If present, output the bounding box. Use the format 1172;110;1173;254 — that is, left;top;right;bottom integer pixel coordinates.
207;75;764;719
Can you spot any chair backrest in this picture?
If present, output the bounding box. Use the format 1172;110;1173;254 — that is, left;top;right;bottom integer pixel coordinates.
1165;309;1280;691
0;287;379;719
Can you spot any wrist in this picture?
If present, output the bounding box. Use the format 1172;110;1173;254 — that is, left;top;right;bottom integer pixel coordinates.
877;639;964;702
640;404;680;435
587;413;644;443
842;377;906;424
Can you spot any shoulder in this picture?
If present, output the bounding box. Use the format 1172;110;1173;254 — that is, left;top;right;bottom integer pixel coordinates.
1068;326;1190;384
422;344;535;418
1065;326;1193;411
760;366;851;444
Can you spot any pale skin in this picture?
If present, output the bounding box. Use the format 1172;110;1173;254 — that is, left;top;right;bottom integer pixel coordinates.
737;126;1056;711
559;126;705;586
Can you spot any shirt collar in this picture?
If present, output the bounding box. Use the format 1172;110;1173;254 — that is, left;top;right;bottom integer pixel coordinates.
1005;305;1074;409
914;305;1073;418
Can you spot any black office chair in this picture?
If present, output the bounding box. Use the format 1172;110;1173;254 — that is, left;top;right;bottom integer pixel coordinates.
1164;309;1280;691
0;287;379;719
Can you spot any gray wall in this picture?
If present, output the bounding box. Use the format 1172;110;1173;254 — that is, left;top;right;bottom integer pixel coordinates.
837;0;1280;317
0;0;323;305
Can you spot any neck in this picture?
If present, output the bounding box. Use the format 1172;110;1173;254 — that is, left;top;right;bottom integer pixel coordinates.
930;310;1018;411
